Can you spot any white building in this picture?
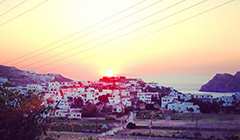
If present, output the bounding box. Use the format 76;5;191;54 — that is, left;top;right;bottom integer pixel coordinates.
193;94;213;103
161;96;178;108
0;78;8;85
179;102;200;113
26;84;43;91
108;96;121;106
122;97;132;107
168;88;183;99
112;104;122;113
167;101;200;113
167;101;181;111
137;92;151;104
217;96;234;106
182;93;192;101
234;93;240;101
137;92;159;104
146;82;158;88
54;110;69;117
121;90;130;97
69;108;82;119
48;82;61;92
101;89;112;95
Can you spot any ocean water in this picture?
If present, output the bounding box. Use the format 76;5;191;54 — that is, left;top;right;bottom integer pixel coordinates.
167;83;234;98
130;74;234;98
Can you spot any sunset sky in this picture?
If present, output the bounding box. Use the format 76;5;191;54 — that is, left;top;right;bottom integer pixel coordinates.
0;0;240;81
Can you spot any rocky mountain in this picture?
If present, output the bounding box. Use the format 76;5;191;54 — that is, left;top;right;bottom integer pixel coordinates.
200;72;240;92
0;65;73;86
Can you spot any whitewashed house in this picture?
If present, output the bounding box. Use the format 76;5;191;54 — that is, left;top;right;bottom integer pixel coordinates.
179;102;200;113
54;110;69;117
26;84;43;91
193;94;213;103
101;89;112;95
122;97;132;107
167;101;200;113
182;93;192;101
0;78;8;85
68;108;82;119
167;101;181;111
112;104;122;113
121;90;130;97
137;92;152;104
137;92;159;104
108;96;121;106
234;93;240;101
128;80;138;86
146;82;158;88
217;96;234;106
168;88;183;98
48;82;61;92
161;96;178;108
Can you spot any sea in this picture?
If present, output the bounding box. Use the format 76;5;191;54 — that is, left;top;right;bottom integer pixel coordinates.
129;74;235;98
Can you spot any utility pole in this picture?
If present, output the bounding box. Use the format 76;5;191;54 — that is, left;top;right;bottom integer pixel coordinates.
195;118;198;140
149;111;154;139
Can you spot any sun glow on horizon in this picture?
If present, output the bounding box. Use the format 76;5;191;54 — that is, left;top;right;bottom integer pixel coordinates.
105;69;115;77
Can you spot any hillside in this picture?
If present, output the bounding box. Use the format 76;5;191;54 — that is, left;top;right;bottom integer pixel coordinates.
0;65;73;86
200;72;240;92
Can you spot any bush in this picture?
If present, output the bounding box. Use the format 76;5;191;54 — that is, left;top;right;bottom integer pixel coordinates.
126;122;136;129
0;87;52;140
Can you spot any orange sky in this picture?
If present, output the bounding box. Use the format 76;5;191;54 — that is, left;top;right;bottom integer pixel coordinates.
0;0;240;80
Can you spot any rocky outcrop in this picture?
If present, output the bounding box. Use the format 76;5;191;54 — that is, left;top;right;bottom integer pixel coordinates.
200;72;240;92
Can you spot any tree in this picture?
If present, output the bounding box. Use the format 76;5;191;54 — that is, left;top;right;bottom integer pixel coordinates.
98;95;109;103
82;102;98;117
67;96;73;102
71;97;84;108
187;107;194;122
126;122;136;129
187;99;221;113
0;85;52;140
145;104;156;110
101;105;112;114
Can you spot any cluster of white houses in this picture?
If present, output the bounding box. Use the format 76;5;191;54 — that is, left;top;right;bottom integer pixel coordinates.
1;77;240;118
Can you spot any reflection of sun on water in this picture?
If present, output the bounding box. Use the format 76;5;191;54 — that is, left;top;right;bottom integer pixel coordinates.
105;70;115;77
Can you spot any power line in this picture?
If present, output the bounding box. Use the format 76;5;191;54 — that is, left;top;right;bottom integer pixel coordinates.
0;0;28;17
3;0;146;65
9;0;161;66
19;0;181;68
0;0;6;5
9;0;166;67
0;0;49;26
45;0;235;72
30;0;207;70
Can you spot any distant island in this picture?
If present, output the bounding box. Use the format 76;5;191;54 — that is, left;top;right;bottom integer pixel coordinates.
200;72;240;92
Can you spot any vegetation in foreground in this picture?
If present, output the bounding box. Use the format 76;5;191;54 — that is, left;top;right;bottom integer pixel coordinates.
0;85;52;140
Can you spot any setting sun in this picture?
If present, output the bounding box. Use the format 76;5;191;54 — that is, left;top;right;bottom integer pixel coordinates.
105;70;115;77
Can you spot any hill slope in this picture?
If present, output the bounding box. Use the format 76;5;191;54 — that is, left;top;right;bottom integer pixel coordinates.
200;72;240;92
0;65;73;86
